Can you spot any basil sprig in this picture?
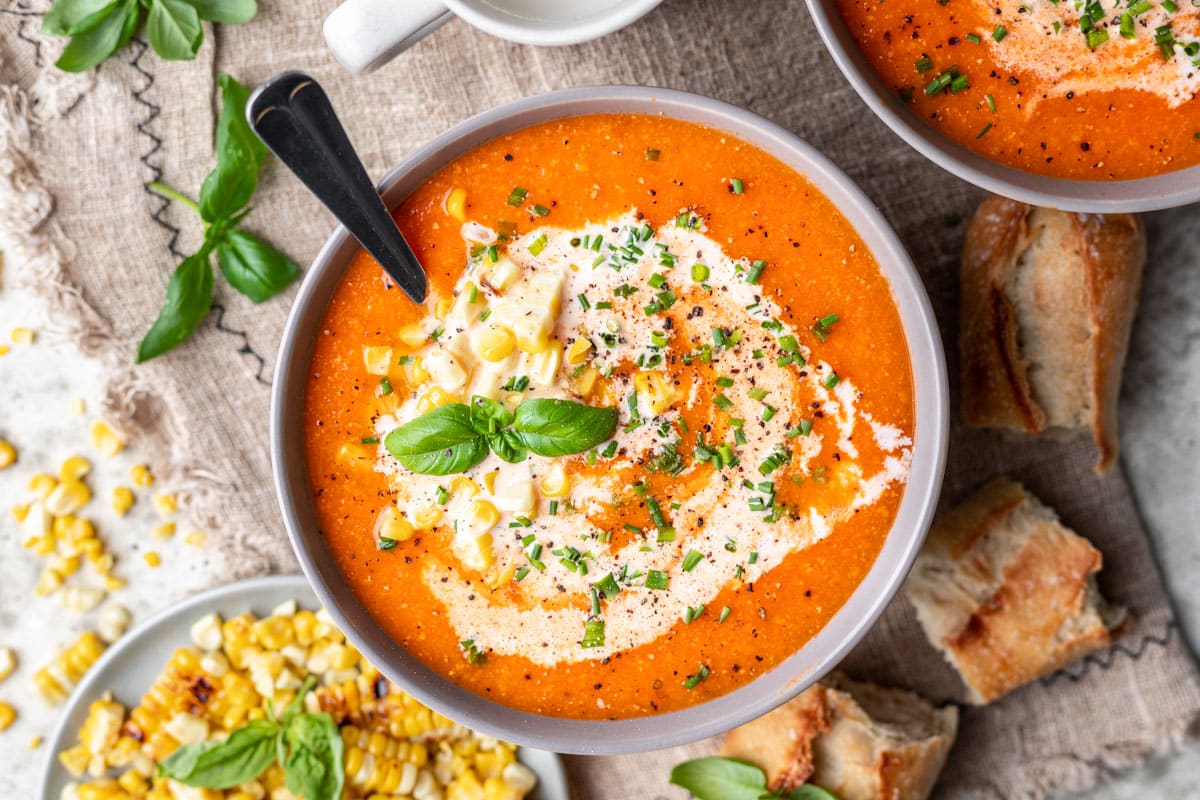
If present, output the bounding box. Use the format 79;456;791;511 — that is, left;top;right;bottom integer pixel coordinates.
138;74;299;363
43;0;257;72
385;397;618;476
158;675;343;799
670;757;840;800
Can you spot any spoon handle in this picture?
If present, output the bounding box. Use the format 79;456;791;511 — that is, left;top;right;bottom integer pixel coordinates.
246;71;428;303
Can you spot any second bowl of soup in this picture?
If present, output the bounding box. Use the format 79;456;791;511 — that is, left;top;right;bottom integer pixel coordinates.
273;86;947;753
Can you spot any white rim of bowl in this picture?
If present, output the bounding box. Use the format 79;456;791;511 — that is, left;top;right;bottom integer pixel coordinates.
447;0;663;47
803;0;1200;213
272;85;948;754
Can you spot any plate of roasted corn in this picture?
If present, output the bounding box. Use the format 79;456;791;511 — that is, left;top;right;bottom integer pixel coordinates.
38;574;568;800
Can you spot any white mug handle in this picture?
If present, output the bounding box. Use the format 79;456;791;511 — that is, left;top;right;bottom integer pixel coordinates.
323;0;455;74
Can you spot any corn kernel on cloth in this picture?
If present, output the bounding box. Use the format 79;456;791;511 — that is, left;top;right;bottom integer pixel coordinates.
2;1;1198;797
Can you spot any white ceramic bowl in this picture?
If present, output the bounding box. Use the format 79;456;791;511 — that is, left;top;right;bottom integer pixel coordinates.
805;0;1200;212
272;86;949;755
37;575;568;800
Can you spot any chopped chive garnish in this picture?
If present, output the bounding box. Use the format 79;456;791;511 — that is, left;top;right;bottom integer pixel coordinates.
581;619;605;649
1129;0;1151;14
682;549;704;572
748;387;768;401
648;272;667;289
1086;28;1109;49
528;234;548;256
748;551;759;564
950;73;970;93
361;436;379;444
985;93;997;112
645;570;669;590
656;527;676;543
514;566;530;582
467;285;479;304
378;377;393;396
730;178;745;194
714;394;734;411
601;440;619;459
683;664;710;690
745;259;767;284
690;262;711;282
595;573;620;599
435;486;449;505
623;523;643;536
716;376;734;388
549;500;559;516
823;372;840;389
778;334;801;354
645;147;661;161
460;639;486;664
977;122;993;139
1163;0;1178;9
762;405;777;422
993;25;1007;42
966;32;982;44
718;606;732;624
376;537;398;550
506;186;528;206
914;55;934;72
531;204;550;217
577;293;591;310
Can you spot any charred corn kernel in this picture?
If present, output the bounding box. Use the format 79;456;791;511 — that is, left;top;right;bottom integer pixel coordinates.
363;346;395;376
183;530;206;547
90;421;125;459
416;386;460;415
150;493;176;518
445;187;467;222
96;605;131;644
151;523;175;541
129;463;154;488
574;366;601;398
79;695;125;755
292;610;319;646
116;769;149;794
374;506;415;544
539;463;569;498
45;481;91;516
0;702;15;731
60;744;90;776
565;338;593;366
0;648;15;683
70;397;87;416
0;439;15;470
251;616;294;650
28;472;57;500
221;614;256;668
110;487;134;517
470;324;516;363
142;551;161;568
398;324;430;350
11;327;35;345
10;503;29;522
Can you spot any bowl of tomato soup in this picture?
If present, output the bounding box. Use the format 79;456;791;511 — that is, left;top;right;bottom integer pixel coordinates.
273;86;947;754
807;0;1200;210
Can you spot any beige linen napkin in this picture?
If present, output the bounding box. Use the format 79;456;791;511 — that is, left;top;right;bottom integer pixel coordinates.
1;1;1197;797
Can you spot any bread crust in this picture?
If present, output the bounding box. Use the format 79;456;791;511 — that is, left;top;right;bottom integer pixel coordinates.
907;478;1129;704
719;674;958;800
960;196;1145;472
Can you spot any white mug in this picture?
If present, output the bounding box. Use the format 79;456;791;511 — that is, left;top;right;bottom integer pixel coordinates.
324;0;664;74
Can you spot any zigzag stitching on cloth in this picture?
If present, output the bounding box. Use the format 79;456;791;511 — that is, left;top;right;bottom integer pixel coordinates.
1039;621;1177;687
15;18;44;67
129;37;270;386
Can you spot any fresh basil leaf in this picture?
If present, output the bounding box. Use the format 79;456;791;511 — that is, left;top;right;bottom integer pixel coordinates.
146;0;202;60
488;428;528;464
283;713;344;800
215;229;299;303
54;0;139;72
789;786;841;800
513;398;618;457
384;404;489;475
469;395;513;436
198;74;267;222
137;251;214;363
278;675;317;726
669;757;769;800
183;0;257;23
159;718;280;789
42;0;118;36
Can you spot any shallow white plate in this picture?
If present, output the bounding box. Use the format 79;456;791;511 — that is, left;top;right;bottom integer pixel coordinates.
37;574;569;800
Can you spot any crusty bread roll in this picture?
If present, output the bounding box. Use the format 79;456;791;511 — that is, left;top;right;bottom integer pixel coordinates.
906;477;1129;705
719;673;958;800
959;196;1145;472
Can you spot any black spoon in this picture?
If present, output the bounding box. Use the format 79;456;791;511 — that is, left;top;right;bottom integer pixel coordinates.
246;71;427;303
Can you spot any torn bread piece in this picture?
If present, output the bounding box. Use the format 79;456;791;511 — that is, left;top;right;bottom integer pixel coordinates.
959;196;1145;472
907;477;1129;705
719;672;957;800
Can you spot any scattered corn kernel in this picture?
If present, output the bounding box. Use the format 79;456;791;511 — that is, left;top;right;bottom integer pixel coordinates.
565;337;593;366
142;551;161;568
69;397;87;416
59;456;93;483
101;575;125;591
362;346;395;376
0;649;15;683
471;324;517;363
374;506;415;545
27;473;57;500
10;503;29;523
151;523;175;541
445;187;467;222
0;439;15;470
44;480;91;516
539;463;570;498
11;327;35;345
150;493;177;518
128;463;154;488
0;702;15;731
28;735;41;749
96;605;131;644
397;323;429;349
183;530;207;547
58;587;106;613
110;487;134;517
89;421;124;459
0;344;9;357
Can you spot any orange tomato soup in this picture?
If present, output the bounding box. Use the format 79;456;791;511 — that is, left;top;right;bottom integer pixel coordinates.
837;0;1200;179
305;114;914;719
